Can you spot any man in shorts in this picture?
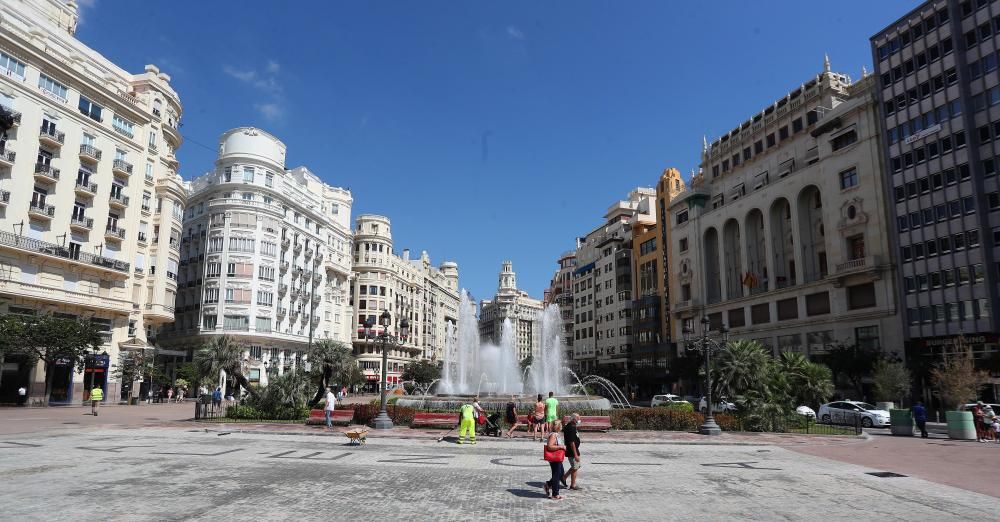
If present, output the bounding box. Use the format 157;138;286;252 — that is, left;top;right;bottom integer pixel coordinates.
545;391;559;432
562;413;582;490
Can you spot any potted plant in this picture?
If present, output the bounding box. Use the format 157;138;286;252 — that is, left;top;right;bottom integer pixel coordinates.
931;345;988;440
873;359;913;436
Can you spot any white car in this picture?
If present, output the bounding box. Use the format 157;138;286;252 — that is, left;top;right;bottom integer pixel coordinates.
817;400;890;428
698;397;737;413
650;394;690;407
795;406;816;418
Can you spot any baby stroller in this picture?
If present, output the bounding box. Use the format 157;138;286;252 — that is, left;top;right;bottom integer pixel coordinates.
481;413;503;437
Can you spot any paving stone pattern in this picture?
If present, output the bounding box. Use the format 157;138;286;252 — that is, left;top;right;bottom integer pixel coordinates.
0;428;995;521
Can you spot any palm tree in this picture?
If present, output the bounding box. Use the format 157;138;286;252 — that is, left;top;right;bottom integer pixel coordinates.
193;336;257;399
795;362;835;408
306;339;354;406
712;339;772;405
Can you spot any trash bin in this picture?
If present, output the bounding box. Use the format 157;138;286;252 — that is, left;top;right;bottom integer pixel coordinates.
889;409;913;436
946;410;976;440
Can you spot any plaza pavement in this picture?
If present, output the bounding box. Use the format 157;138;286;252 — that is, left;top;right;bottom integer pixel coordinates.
1;411;998;521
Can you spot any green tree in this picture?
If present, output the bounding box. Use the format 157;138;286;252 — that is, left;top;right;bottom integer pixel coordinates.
112;350;161;398
815;342;880;398
931;348;988;410
306;339;354;406
402;359;440;386
872;360;911;406
776;352;834;409
193;336;257;399
175;362;199;387
712;339;773;406
0;314;26;357
7;315;104;403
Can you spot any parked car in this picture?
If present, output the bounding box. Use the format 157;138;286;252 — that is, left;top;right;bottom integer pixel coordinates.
698;397;737;413
817;400;890;428
795;406;816;418
650;394;690;407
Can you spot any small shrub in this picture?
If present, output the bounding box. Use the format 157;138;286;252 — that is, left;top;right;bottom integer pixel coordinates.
656;402;694;413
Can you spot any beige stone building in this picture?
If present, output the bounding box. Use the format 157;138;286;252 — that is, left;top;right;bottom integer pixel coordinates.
544;248;578;368
480;261;544;362
351;214;459;391
668;62;902;360
0;0;185;403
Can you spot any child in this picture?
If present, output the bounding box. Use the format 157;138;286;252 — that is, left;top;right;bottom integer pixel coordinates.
992;417;1000;444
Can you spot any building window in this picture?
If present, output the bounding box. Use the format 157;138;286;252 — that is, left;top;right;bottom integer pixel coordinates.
805;292;830;316
203;314;218;329
112;115;135;138
831;130;857;151
776;297;798;320
855;326;879;351
675;210;688;225
38;74;68;101
846;283;876;309
243;166;254;183
839;167;858;189
0;51;26;79
78;96;103;121
679;237;688;252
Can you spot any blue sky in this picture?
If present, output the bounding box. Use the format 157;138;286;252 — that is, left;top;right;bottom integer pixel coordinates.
76;0;915;301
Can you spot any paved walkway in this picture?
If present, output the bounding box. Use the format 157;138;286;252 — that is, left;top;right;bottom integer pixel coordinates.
0;427;995;520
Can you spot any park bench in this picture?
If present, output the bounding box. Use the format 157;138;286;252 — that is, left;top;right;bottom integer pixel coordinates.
565;415;612;432
306;409;355;426
411;412;458;428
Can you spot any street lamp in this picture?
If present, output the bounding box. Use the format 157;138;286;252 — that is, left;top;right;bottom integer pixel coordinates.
682;315;729;436
361;310;410;429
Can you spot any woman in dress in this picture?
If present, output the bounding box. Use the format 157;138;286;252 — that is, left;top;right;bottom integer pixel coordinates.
504;395;522;438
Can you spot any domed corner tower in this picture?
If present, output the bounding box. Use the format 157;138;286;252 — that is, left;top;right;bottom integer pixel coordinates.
439;261;459;291
354;214;393;256
658;167;686;200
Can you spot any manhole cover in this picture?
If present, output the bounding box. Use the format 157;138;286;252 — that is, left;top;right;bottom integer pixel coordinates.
867;471;907;478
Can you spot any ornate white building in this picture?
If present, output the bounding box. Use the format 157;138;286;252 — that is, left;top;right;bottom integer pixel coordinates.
0;0;186;404
669;62;902;359
158;128;353;383
351;214;459;390
479;261;544;362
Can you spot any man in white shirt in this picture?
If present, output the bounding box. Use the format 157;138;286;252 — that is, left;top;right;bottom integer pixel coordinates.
324;387;336;429
17;386;27;407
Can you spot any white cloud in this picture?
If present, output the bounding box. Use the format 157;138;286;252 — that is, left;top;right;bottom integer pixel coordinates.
266;60;281;74
223;66;257;83
75;0;97;27
255;102;284;121
506;25;524;40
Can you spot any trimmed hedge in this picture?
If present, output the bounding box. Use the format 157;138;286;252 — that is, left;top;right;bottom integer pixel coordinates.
227;404;310;421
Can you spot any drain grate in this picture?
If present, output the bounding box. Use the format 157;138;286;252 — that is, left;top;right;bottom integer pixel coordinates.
867;471;907;478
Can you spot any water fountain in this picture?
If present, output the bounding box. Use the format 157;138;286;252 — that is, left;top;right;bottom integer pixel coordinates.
397;289;611;412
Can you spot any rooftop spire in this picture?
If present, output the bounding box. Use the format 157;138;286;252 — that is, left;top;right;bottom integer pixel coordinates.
702;135;708;153
823;53;831;73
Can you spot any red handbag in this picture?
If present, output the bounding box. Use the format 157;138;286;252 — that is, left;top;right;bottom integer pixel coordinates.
543;447;565;462
477;415;486;425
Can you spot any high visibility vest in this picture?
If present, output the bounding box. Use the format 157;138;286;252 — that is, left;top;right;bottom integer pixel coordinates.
460;403;474;421
90;388;104;401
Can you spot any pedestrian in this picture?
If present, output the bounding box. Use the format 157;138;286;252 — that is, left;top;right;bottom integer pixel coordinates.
199;385;208;398
545;391;560;433
542;419;565;500
458;400;476;445
562;413;582;490
167;387;174;402
146;388;153;405
212;387;222;409
972;401;987;442
505;395;522;438
324;387;336;429
991;416;1000;444
983;405;996;440
89;385;103;416
912;401;928;438
533;394;547;441
336;388;344;407
341;386;347;401
17;386;26;407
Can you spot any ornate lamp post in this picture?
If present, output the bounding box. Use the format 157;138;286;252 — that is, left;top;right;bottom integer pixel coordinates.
362;309;410;429
682;316;729;436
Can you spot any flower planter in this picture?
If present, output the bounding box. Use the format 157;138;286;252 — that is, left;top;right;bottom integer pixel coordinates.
945;410;976;440
889;409;912;436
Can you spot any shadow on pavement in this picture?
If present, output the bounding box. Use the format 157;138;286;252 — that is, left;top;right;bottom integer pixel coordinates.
508;487;547;499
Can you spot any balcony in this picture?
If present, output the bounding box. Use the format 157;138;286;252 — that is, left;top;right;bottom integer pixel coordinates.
0;190;9;206
33;163;60;183
673;298;700;314
281;237;290;249
78;144;102;163
74;178;98;197
277;307;287;317
293;242;302;253
28;200;55;219
69;216;94;231
279;284;288;294
304;248;314;259
0;149;14;167
38;127;65;147
279;260;289;271
143;302;175;322
145;172;154;185
149;144;158;155
108;193;129;209
137;232;148;245
105;226;126;241
0;278;131;315
833;256;881;282
3;109;20;127
112;159;133;176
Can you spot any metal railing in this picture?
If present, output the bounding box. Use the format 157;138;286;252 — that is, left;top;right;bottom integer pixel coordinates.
0;149;14;163
105;226;126;239
109;194;130;206
70;216;94;229
34;163;60;179
28;200;55;217
113;159;133;174
79;144;102;160
39;126;65;144
0;230;129;272
75;178;98;194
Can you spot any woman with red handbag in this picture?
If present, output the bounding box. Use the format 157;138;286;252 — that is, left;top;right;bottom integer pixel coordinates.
542;419;566;500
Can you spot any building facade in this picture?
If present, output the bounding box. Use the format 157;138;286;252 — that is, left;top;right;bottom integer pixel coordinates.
0;0;185;404
545;249;578;368
669;63;902;375
351;215;459;390
479;261;543;362
871;0;1000;402
158;128;354;384
571;188;654;383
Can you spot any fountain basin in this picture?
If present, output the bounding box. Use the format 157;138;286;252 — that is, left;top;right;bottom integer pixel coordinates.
395;394;611;413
